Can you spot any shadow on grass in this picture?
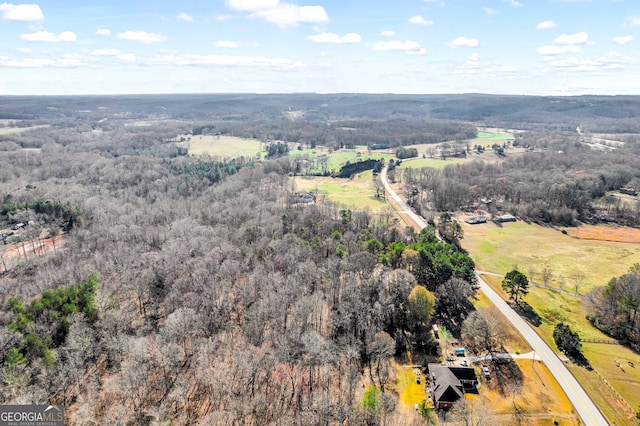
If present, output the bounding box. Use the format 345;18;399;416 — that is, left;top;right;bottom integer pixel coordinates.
487;354;525;396
513;301;542;327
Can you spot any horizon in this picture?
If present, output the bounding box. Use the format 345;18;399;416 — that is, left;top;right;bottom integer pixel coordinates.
1;0;639;96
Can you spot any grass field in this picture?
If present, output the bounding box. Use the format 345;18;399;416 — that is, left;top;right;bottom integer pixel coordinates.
0;125;48;135
476;131;514;140
293;171;393;213
290;149;395;174
460;219;640;291
398;157;468;170
187;135;262;158
481;275;640;425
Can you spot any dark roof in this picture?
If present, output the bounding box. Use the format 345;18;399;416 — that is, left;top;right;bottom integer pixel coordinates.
429;365;463;403
449;367;477;382
428;364;478;405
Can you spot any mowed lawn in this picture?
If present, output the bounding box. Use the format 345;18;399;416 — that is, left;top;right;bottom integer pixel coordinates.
187;135;262;158
476;131;514;140
460;219;640;291
293;172;392;213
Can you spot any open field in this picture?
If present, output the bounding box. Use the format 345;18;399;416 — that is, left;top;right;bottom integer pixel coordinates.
291;149;395;174
293;171;393;213
460;219;640;291
398;157;468;170
475;359;579;425
565;223;640;243
0;125;48;135
187;135;262;158
476;131;514;140
481;274;640;424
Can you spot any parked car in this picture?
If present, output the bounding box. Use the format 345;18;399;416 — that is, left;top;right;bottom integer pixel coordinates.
482;365;490;377
459;360;468;367
416;376;421;384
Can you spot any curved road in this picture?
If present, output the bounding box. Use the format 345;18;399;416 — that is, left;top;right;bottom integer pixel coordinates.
380;166;608;426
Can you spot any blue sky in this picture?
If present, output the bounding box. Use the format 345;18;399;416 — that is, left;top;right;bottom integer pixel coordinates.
0;0;639;95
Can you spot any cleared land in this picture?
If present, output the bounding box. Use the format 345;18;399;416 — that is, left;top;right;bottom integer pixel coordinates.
481;275;640;425
0;125;48;135
291;149;395;174
476;131;514;140
460;219;640;291
187;135;262;158
293;171;393;213
462;220;640;424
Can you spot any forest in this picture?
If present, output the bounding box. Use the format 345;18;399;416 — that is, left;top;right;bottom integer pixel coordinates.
1;94;640;424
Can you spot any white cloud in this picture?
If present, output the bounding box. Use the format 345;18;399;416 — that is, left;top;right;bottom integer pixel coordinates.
449;36;479;48
251;3;328;28
20;31;76;42
554;32;588;45
483;7;497;16
16;47;32;53
307;32;361;44
116;31;166;44
612;35;634;45
409;15;433;25
537;44;581;55
143;53;304;69
177;12;194;23
96;29;111;36
0;52;302;70
468;52;480;62
225;0;279;12
372;40;425;55
536;20;556;30
380;30;395;37
503;0;523;7
214;40;240;48
90;48;121;56
0;3;44;22
625;16;640;28
547;52;631;73
499;65;517;72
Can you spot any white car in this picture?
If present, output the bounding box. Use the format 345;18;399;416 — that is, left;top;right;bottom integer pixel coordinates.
460;360;468;367
482;365;490;377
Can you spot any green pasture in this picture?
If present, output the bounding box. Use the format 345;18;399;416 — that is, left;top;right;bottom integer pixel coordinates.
293;171;392;212
476;131;514;140
460;219;640;292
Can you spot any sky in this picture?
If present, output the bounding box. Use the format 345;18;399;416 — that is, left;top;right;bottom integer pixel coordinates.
0;0;639;95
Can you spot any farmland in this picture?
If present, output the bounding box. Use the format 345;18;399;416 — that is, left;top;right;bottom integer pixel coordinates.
186;135;263;158
464;222;640;425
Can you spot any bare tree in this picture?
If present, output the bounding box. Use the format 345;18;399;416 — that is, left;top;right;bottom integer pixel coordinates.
573;272;586;295
461;308;506;357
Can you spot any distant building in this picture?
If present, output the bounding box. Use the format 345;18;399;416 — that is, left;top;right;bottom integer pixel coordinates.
620;188;638;196
289;191;316;205
428;364;478;409
496;214;516;223
464;215;487;224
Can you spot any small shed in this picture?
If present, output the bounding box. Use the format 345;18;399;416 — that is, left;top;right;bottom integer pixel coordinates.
496;214;516;223
455;348;465;356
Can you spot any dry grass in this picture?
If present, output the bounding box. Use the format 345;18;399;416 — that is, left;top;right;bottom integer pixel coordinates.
460;219;640;292
477;360;579;425
187;135;262;158
393;365;426;412
564;223;640;243
481;275;640;425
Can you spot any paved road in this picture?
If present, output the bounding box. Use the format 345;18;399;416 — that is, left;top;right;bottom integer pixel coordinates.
477;273;607;426
380;166;608;426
